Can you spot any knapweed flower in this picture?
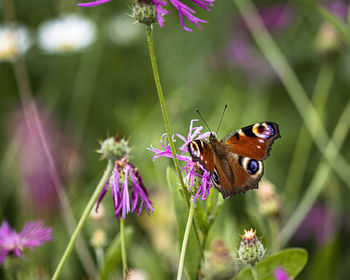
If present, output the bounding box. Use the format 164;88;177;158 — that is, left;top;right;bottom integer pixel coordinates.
0;24;31;62
0;220;52;265
148;119;212;204
78;0;215;32
274;267;290;280
238;229;265;266
37;14;97;54
96;137;153;219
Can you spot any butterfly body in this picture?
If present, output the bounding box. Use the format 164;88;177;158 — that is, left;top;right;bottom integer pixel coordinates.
188;122;280;198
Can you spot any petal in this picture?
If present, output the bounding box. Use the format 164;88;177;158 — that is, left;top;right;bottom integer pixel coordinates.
77;0;112;7
96;175;111;212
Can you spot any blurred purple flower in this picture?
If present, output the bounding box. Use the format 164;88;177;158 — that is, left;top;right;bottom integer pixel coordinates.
78;0;215;31
274;267;290;280
148;119;212;204
11;102;67;215
293;203;336;245
0;220;52;265
96;157;153;220
326;1;348;20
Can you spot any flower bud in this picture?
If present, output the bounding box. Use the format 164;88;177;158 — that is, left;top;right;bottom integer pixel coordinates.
256;180;280;217
98;137;130;162
238;229;265;265
315;22;341;57
202;239;239;279
133;0;157;26
90;228;106;249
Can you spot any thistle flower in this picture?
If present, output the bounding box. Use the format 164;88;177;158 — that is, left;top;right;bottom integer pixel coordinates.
37;14;97;54
0;220;52;265
148;119;212;204
78;0;215;32
237;229;265;266
96;137;153;219
0;24;31;62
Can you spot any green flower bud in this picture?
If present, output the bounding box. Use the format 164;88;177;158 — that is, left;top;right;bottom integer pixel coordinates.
238;229;265;266
133;0;157;26
256;180;280;217
98;137;130;162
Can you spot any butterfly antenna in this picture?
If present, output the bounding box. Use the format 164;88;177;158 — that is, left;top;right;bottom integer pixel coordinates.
216;104;228;135
196;108;212;132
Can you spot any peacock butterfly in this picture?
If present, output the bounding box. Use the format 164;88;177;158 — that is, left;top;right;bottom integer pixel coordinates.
188;120;280;198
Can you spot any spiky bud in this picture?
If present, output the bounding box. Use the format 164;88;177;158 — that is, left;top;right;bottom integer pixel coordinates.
238;229;265;266
98;137;130;162
133;0;157;26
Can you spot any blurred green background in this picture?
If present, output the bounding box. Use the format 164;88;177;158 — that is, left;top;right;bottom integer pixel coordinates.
1;0;350;279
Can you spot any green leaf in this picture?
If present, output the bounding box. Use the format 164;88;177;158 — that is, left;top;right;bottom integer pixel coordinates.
99;227;134;280
319;6;350;46
193;201;210;234
234;248;308;280
167;167;201;280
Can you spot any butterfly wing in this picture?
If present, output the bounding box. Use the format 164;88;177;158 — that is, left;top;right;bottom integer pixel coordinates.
188;139;215;173
221;122;280;160
212;152;264;198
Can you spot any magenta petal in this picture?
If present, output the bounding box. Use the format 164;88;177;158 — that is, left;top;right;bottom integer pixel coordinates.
77;0;112;7
96;175;111;212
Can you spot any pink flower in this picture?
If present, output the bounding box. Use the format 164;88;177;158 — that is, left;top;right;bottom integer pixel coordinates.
148;119;213;204
96;158;154;220
0;220;52;265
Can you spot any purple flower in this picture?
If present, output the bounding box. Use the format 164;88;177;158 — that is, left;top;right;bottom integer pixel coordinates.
326;1;349;20
0;220;52;265
96;157;154;220
148;119;212;204
78;0;215;31
274;267;290;280
293;202;336;245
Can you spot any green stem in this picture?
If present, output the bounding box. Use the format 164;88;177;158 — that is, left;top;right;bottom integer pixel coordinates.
268;218;280;253
120;218;127;277
284;62;334;209
177;201;195;280
234;0;350;189
145;26;187;196
280;99;350;245
145;25;203;254
250;264;259;280
51;161;114;280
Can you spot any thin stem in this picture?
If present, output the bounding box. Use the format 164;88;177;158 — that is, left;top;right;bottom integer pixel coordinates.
234;0;350;189
51;161;114;280
284;62;334;209
250;264;259;280
145;26;187;196
120;218;127;277
268;218;280;253
177;201;195;280
280;99;350;245
145;25;203;253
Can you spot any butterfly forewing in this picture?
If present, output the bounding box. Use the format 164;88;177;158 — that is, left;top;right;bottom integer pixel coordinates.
222;122;280;160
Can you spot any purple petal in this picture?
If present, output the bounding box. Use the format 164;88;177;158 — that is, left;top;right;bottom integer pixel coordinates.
0;251;9;265
154;0;169;27
77;0;112;7
274;267;290;280
120;168;130;219
96;175;111;212
19;221;52;248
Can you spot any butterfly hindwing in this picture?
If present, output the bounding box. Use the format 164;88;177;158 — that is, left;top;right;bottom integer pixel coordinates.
222;122;280;160
212;153;264;198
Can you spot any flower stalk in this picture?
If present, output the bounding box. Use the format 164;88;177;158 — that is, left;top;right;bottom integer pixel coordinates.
251;264;259;280
176;199;195;280
51;161;114;280
145;26;188;199
120;218;127;277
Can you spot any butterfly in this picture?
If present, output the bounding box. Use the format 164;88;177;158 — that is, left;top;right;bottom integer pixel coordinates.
188;122;280;198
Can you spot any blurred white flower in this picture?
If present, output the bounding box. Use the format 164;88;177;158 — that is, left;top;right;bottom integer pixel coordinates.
107;14;141;46
0;24;31;62
38;14;97;54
